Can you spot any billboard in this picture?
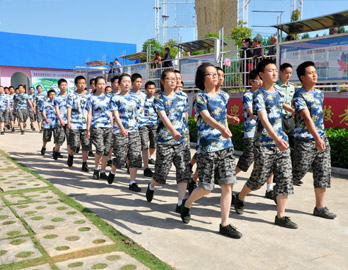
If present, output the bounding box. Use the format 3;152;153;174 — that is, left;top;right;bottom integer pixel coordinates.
31;70;75;94
279;34;348;82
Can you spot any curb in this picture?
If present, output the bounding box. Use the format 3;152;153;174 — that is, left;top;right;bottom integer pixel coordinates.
190;143;348;177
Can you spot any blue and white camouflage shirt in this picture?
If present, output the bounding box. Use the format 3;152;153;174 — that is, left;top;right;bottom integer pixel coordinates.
144;95;158;126
130;91;147;129
110;94;139;134
242;90;257;138
41;101;57;129
195;91;233;153
87;94;112;129
53;94;68;125
14;94;30;111
66;92;90;130
176;90;190;143
293;88;325;141
35;93;47;109
253;86;288;147
0;94;9;111
27;94;35;110
154;92;187;145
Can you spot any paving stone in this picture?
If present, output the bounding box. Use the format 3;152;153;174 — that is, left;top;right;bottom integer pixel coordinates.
4;189;59;204
55;251;149;270
0;206;28;239
0;171;48;192
0;236;42;265
22;264;53;270
0;156;17;170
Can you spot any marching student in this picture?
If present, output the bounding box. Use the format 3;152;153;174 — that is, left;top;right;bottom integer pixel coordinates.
145;70;190;212
53;79;69;160
87;76;113;180
34;85;46;132
292;61;336;219
66;75;91;172
108;73;142;192
13;85;34;135
180;63;242;239
40;89;57;156
0;86;10;135
233;59;297;229
28;87;37;131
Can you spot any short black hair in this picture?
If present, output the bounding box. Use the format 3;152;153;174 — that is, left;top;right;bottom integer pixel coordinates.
243;38;251;44
111;75;119;83
256;58;276;74
195;62;216;90
145;81;156;89
18;84;24;88
47;89;56;96
114;58;119;62
249;69;259;80
105;86;112;90
118;73;131;83
95;76;106;85
9;86;14;89
280;63;293;72
181;81;184;87
29;87;34;90
90;78;96;85
74;75;86;85
173;69;181;74
165;47;170;52
216;66;224;73
131;73;142;83
296;61;316;83
58;78;67;86
36;85;42;90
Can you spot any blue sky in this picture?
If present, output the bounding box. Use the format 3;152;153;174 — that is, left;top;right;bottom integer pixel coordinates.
0;0;348;52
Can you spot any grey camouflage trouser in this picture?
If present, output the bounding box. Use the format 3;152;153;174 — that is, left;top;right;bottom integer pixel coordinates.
293;136;331;188
91;127;112;156
237;137;254;172
112;131;142;169
68;129;90;152
246;146;294;196
54;125;68;146
17;109;28;123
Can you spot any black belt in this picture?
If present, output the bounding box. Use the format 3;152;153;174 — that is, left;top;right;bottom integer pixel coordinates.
282;115;293;120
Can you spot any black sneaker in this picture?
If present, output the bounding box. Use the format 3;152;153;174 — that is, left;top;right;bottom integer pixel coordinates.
0;131;4;135
67;155;74;167
180;199;191;224
233;193;245;215
107;173;115;184
107;159;112;167
11;127;15;132
175;204;183;213
187;180;197;195
31;126;35;131
146;183;154;202
52;150;58;160
41;146;46;156
39;129;43;133
21;130;25;135
144;168;153;177
275;216;298;229
265;190;274;200
219;224;242;239
75;147;80;154
93;169;100;179
57;152;63;158
313;207;336;219
88;151;95;157
294;180;303;186
100;172;108;180
129;183;141;192
148;158;156;165
82;163;89;172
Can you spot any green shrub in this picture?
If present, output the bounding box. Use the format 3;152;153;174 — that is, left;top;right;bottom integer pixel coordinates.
326;127;348;169
189;117;348;168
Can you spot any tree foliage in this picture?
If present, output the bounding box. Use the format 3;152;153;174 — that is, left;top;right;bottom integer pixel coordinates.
231;20;253;48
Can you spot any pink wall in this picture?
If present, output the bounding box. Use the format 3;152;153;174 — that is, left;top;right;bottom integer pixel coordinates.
0;66;73;87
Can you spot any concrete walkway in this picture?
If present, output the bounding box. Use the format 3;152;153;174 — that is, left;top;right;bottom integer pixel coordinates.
1;128;348;270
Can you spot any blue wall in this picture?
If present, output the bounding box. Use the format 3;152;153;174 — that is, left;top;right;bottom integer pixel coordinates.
0;32;136;69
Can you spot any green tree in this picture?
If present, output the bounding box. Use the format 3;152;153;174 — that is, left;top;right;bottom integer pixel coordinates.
290;9;301;40
142;38;162;55
301;33;310;39
231;20;253;48
338;26;346;33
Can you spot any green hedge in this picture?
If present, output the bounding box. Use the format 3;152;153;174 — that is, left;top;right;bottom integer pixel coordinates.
188;117;348;169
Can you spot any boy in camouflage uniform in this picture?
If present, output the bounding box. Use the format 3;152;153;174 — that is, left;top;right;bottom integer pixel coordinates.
53;79;69;160
34;85;46;133
40;89;57;155
66;76;91;172
27;87;37;131
292;61;336;219
13;85;35;135
0;86;10;135
233;59;298;229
